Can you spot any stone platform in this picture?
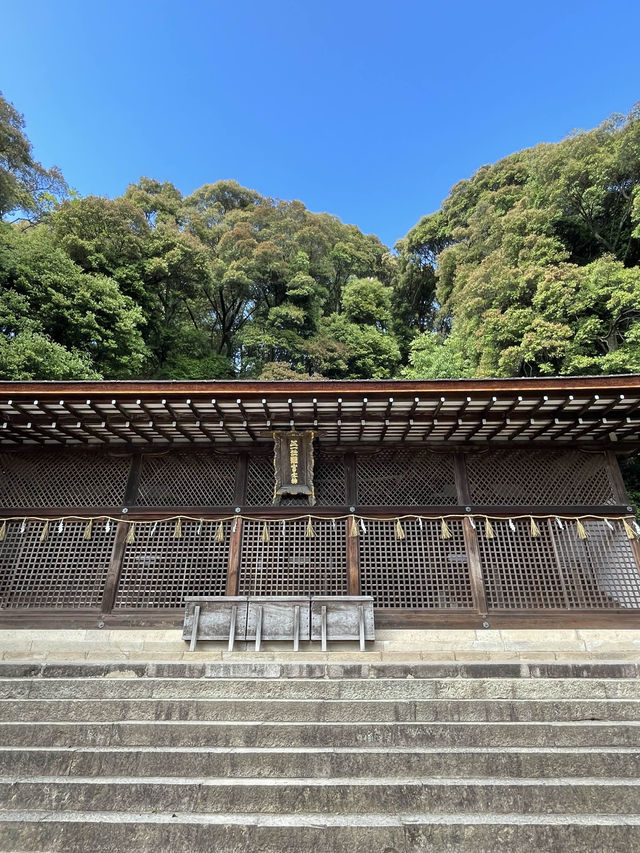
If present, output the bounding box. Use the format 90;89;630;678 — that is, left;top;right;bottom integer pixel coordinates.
1;628;639;664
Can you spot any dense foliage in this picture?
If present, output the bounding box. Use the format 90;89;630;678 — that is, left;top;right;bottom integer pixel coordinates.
400;105;640;379
2;91;640;384
0;92;400;381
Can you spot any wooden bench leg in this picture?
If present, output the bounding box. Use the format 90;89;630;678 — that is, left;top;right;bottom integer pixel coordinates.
228;605;237;652
189;605;201;653
293;605;300;652
255;605;263;652
321;605;327;652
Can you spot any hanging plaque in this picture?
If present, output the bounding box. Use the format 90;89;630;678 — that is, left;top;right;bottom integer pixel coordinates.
272;430;316;506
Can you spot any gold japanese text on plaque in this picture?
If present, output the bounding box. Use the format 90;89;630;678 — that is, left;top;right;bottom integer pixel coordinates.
272;430;315;506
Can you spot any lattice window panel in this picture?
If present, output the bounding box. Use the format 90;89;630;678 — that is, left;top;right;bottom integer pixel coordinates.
0;520;115;608
137;452;238;506
114;519;230;608
553;520;640;609
478;519;569;609
238;519;347;596
356;450;458;506
477;518;640;610
0;451;130;508
466;450;615;506
359;518;473;608
245;452;347;506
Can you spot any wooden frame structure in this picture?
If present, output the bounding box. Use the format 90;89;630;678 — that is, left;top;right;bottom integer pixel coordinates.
1;376;639;629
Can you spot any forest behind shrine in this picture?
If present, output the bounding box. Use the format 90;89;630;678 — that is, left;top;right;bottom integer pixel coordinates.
2;92;640;387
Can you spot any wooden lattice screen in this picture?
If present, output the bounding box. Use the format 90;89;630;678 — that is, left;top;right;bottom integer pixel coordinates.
359;518;473;608
246;452;347;506
136;452;238;506
356;450;458;505
477;518;640;609
466;450;615;505
0;519;115;608
238;518;348;596
114;519;231;608
0;451;130;507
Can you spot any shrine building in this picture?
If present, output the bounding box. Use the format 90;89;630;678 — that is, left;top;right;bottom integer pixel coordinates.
1;375;640;630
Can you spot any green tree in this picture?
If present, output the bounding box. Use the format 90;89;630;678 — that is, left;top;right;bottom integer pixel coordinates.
0;91;68;220
0;224;147;378
398;104;640;378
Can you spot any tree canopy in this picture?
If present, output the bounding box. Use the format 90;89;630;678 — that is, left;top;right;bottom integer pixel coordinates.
2;89;640;384
398;105;640;378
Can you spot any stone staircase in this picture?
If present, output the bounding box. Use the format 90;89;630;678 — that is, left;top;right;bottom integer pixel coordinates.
0;660;639;851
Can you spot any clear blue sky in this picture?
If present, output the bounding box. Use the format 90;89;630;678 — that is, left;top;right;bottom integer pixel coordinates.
2;0;639;247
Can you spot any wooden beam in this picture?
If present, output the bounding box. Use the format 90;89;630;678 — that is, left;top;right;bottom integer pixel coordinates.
133;399;175;442
37;401;89;444
3;373;640;401
1;422;44;444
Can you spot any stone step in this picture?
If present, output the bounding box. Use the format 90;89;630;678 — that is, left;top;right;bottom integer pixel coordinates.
4;676;640;700
1;810;639;853
3;719;639;748
2;697;640;722
1;745;638;779
2;661;639;680
1;776;638;814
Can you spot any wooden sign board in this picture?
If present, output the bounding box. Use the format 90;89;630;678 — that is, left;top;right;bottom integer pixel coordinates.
272;430;316;505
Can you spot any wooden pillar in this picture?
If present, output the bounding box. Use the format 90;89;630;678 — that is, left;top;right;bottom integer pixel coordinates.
462;517;488;617
124;453;142;506
101;454;141;614
453;451;471;505
345;452;360;595
346;521;360;595
226;453;248;596
606;450;632;504
101;518;128;614
226;517;242;596
455;451;488;617
345;451;358;506
234;453;249;507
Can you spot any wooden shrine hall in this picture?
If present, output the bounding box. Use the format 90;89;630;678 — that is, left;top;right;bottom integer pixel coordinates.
1;375;640;629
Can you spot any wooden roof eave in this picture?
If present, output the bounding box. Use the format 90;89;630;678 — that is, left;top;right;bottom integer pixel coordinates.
1;376;640;447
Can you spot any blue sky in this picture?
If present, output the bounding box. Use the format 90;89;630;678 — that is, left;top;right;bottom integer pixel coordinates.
1;0;639;247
